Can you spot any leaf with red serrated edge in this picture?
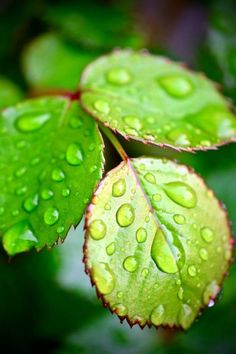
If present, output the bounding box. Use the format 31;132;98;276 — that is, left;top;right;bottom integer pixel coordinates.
84;157;233;330
80;50;236;151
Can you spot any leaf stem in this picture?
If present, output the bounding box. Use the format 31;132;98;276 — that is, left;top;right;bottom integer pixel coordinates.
98;123;128;161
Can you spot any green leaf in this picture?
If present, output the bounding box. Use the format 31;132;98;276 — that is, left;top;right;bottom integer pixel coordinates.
84;157;232;329
22;33;96;90
0;77;24;109
0;96;104;255
80;50;236;151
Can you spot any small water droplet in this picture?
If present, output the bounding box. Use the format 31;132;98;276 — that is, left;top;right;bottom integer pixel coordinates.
178;304;194;329
41;188;54;200
57;226;65;234
203;281;220;305
188;265;197;277
44;207;59;226
173;214;186;225
15;166;27;177
199;248;208;261
144;172;156;184
112;178;126;197
94;100;110;114
61;188;70;197
136;227;147;243
112;303;127;316
89;219;106;240
124;127;138;136
150;304;165;326
123;256;138;272
159;75;194;98
117;291;123;299
3;220;38;255
0;207;4;216
201;227;214;243
107;67;131;85
66;143;84;166
88;143;95;151
178;287;184;300
15;185;27;196
152;194;162;202
106;242;115;256
167;129;191;146
92;262;115;295
31;157;40;166
123;116;142;130
23;193;39;213
116;203;135;227
51;168;65;182
164;181;197;208
69;116;83;129
141;268;149;277
16;112;51;132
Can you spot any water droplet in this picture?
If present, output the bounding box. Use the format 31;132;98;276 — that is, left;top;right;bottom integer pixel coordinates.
31;157;40;166
151;227;185;274
88;143;95;152
41;188;54;200
136;227;147;243
201;227;214;243
44;207;59;226
203;281;220;305
57;226;65;234
117;291;123;299
66;143;84;166
107;67;131;85
15;185;27;196
144;172;156;184
163;181;197;208
123;256;138;272
12;210;19;216
89;219;106;240
159;75;193;98
199;248;208;261
123;116;142;130
106;242;115;255
104;203;111;211
3;220;38;255
152;194;162;202
92;262;115;295
167;129;191;146
188;265;197;277
141;268;149;277
124;127;138;136
112;303;127;316
178;287;184;300
15;166;27;177
69;116;83;129
89;164;97;173
116;203;135;227
173;214;186;225
150;304;165;326
0;207;4;216
94;100;110;114
16;112;51;132
61;188;70;197
178;304;194;329
112;178;126;197
51;168;65;182
23;193;39;213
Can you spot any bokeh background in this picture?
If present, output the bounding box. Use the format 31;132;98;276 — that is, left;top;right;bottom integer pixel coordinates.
0;0;236;353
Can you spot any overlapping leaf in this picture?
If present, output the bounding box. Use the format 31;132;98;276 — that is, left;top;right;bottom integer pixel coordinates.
80;50;236;151
0;96;104;255
84;158;232;329
0;77;24;109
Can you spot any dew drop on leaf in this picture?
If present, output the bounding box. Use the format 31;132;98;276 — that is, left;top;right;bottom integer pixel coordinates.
163;181;197;208
92;263;115;295
159;75;194;98
106;242;115;256
150;304;165;326
136;227;147;243
51;168;65;182
89;219;107;240
188;265;197;277
61;188;70;197
107;67;132;85
203;280;220;305
23;193;39;213
144;172;156;184
41;188;54;200
94;100;110;114
123;116;142;130
112;178;126;197
112;303;127;316
178;304;194;329
201;226;214;243
123;255;138;272
43;207;60;226
199;248;208;261
66;143;84;166
173;214;186;225
116;203;135;227
16;112;51;132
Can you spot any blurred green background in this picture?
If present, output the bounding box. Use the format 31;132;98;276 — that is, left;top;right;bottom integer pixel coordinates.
0;0;236;353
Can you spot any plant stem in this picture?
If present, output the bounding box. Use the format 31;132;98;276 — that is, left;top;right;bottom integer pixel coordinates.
98;123;128;161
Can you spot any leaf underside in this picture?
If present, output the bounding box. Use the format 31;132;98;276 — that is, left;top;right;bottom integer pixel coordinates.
80;50;236;151
84;158;232;330
0;96;104;255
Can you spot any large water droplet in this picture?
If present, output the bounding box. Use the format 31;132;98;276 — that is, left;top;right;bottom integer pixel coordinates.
116;203;135;227
163;181;197;208
123;116;142;130
89;219;106;240
201;227;214;243
203;281;220;305
178;304;194;329
112;178;126;197
3;220;38;255
16;112;51;132
51;168;65;182
107;67;131;85
136;227;147;243
92;262;115;295
23;193;39;213
144;172;156;184
123;256;138;272
66;143;84;166
44;207;59;225
159;75;194;98
150;304;165;326
94;100;110;114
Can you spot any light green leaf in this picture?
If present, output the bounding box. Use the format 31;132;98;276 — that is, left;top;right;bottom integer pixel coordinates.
22;33;96;90
0;77;24;109
0;96;104;255
84;158;232;329
80;50;236;151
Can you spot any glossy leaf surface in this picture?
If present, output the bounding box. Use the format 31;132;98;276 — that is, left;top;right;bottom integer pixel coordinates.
80;50;236;151
0;96;104;255
84;158;232;329
22;33;96;90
